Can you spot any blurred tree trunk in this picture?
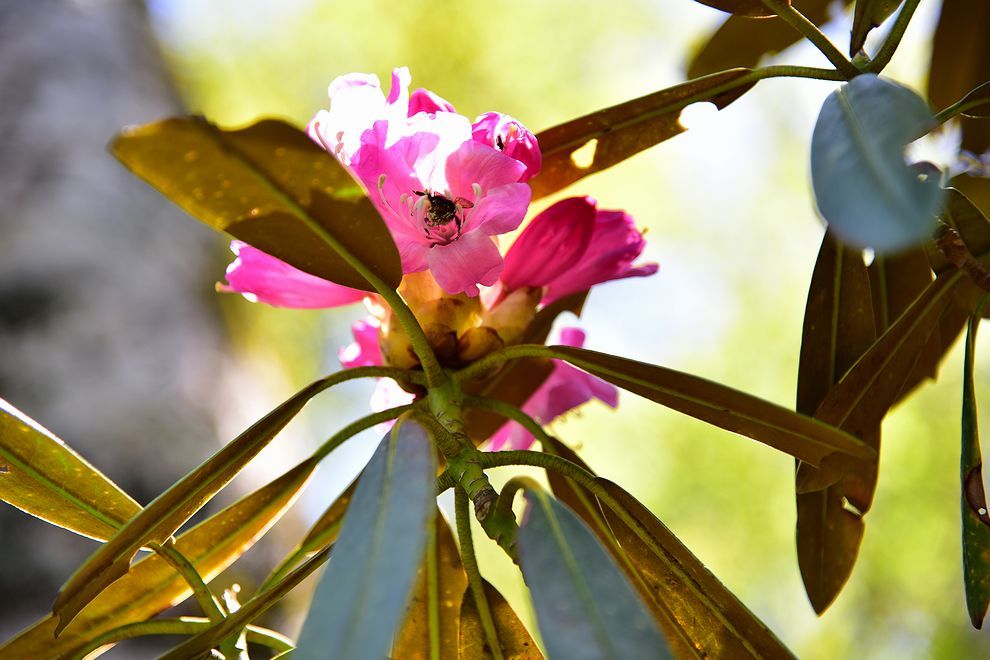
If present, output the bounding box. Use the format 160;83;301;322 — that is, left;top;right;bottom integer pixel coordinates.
0;0;228;637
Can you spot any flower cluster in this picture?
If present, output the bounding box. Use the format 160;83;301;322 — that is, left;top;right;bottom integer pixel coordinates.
222;67;658;450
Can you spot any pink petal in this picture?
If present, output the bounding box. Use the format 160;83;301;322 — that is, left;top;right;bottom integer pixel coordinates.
427;231;503;297
339;317;384;369
409;88;456;115
500;197;596;291
542;209;658;305
462;183;531;236
471;112;542;182
444;139;527;202
222;241;366;309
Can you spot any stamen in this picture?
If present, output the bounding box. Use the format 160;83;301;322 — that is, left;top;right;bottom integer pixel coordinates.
472;183;482;200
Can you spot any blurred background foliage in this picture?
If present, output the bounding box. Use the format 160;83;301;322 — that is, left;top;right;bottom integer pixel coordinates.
3;0;989;657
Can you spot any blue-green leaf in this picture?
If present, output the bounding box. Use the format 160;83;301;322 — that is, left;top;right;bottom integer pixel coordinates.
294;417;437;660
811;74;943;253
517;489;670;660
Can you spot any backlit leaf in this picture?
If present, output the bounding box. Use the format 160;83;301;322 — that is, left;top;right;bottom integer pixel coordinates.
794;232;878;614
547;345;876;465
459;580;542;660
392;512;467;659
961;303;990;628
0;399;140;542
1;459;315;658
517;489;669;659
295;418;437;660
597;480;797;658
687;0;837;78
693;0;781;18
811;74;942;253
52;377;329;633
850;0;902;54
530;70;756;199
929;0;990;153
111;117;401;292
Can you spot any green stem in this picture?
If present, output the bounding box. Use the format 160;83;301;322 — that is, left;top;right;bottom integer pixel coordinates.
150;541;226;623
313;402;421;461
935;95;990;125
761;0;860;78
866;0;921;73
455;486;505;660
435;469;456;495
462;395;555;450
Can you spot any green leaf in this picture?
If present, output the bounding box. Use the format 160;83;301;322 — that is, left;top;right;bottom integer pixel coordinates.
811;74;943;253
0;399;140;542
801;269;966;492
459;580;543;660
464;291;587;442
687;0;838;78
295;418;437;660
794;232;878;614
52;377;328;633
547;345;876;465
850;0;902;54
517;488;670;659
392;512;467;659
962;302;990;628
955;81;990;119
929;0;990;153
693;0;781;17
530;70;756;199
111;117;401;292
1;459;315;658
596;479;797;658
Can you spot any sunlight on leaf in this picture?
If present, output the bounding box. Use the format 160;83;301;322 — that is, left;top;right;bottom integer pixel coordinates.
459;580;542;660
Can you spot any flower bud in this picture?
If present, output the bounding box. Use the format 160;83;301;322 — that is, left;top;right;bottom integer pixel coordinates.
471;112;542;182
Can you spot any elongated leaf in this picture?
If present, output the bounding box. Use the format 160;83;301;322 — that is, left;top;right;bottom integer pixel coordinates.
962;305;990;628
162;546;331;659
687;0;837;78
0;399;140;542
794;232;878;613
112;117;401;292
2;459;315;658
53;377;328;633
693;0;780;18
930;0;990;153
295;418;437;660
464;291;587;442
955;81;990;119
392;512;467;659
517;489;669;659
460;580;542;659
547;345;875;465
801;270;966;492
850;0;902;54
530;70;756;199
811;74;942;253
597;480;796;658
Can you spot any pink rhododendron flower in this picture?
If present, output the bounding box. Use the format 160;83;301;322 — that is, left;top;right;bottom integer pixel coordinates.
500;197;659;305
221;241;366;309
487;328;618;452
309;67;535;297
338;317;383;369
471;112;542;182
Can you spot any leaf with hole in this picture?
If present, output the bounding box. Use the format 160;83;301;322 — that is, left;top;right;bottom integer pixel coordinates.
0;399;140;542
547;345;876;465
811;74;942;253
111;117;401;292
2;459;314;659
961;303;990;628
517;488;669;659
529;70;755;199
52;378;328;633
294;418;437;660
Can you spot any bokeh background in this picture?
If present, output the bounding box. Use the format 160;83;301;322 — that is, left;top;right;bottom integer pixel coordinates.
1;0;988;657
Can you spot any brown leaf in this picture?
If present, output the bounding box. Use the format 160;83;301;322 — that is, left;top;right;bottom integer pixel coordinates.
694;0;782;18
529;70;755;199
850;0;903;55
459;580;542;660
